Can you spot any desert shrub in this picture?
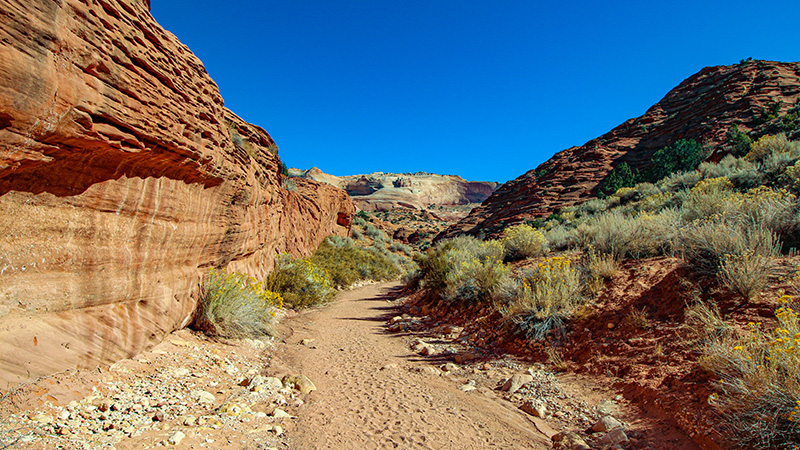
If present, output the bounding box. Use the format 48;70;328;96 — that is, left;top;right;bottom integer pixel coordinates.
679;177;737;223
576;209;676;259
701;296;800;449
627;210;681;258
503;256;585;340
352;215;368;227
576;210;633;258
350;228;363;240
699;154;755;180
718;250;774;301
543;224;577;251
310;237;400;288
684;300;733;343
363;223;389;244
388;241;413;256
572;198;610;218
196;269;283;338
656;170;703;193
266;254;336;308
732;187;800;251
501;224;548;261
746;133;800;163
637;192;677;212
646;139;707;182
678;221;780;276
415;236;509;305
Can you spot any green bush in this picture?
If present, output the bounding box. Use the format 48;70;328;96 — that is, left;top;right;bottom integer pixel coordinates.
309;236;401;289
724;124;753;156
501;224;548;261
415;236;509;305
599;162;638;197
196;270;283;338
266;254;336;308
645;139;708;182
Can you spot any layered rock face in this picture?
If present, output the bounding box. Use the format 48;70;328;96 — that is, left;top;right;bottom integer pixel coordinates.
440;61;800;239
290;167;498;212
0;0;353;388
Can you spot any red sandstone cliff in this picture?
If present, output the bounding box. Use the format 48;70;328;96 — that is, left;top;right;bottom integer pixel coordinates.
440;61;800;239
0;0;354;388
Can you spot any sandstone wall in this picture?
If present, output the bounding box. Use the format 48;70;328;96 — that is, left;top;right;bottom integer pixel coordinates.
0;0;354;388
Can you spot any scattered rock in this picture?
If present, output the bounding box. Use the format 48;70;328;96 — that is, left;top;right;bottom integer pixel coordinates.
168;431;186;445
300;339;316;346
501;373;533;393
597;399;618;417
592;415;623;433
597;427;628;445
552;431;591;450
441;363;459;372
282;374;317;394
520;400;547;418
459;384;476;392
453;352;479;364
193;390;216;404
419;344;435;356
271;409;291;419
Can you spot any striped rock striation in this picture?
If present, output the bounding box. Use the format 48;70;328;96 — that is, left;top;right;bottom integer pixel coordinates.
0;0;353;388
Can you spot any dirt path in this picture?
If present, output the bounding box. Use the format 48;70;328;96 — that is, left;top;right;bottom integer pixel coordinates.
278;282;551;450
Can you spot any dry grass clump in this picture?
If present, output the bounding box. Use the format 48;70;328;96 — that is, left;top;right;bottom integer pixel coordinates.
679;221;780;277
698;295;800;449
719;250;775;301
584;246;619;280
625;308;650;330
266;254;336;308
501;224;549;261
503;256;585;340
196;269;283;338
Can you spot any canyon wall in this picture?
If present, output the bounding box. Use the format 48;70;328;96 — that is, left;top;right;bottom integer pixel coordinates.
0;0;353;388
440;61;800;239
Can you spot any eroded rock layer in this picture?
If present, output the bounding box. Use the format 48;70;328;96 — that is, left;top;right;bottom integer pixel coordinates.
440;61;800;239
290;167;499;212
0;0;354;388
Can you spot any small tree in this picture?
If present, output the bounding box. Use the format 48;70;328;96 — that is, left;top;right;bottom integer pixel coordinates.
599;162;637;197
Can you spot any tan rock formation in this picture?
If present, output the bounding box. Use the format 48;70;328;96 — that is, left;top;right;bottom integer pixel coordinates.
0;0;353;388
440;60;800;239
289;168;498;212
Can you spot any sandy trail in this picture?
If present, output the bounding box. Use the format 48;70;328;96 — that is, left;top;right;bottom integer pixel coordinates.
279;282;550;450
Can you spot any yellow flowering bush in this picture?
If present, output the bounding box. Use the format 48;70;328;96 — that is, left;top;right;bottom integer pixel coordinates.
196;269;283;338
701;295;800;448
504;256;584;340
501;224;548;261
266;253;336;308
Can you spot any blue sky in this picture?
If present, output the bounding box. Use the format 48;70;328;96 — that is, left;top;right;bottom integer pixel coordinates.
151;1;799;183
